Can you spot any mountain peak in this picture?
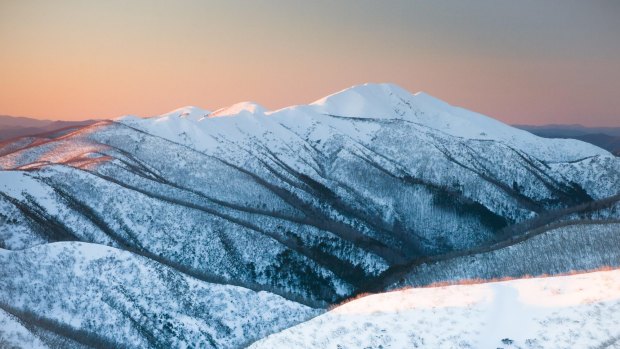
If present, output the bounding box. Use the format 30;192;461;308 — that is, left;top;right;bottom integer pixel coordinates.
210;101;267;118
308;83;452;119
309;82;418;118
161;106;211;120
115;83;610;161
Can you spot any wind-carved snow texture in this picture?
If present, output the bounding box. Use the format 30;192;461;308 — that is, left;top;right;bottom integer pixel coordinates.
0;83;619;347
250;269;620;349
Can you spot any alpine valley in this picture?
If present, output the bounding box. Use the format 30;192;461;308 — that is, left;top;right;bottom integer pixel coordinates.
1;83;619;348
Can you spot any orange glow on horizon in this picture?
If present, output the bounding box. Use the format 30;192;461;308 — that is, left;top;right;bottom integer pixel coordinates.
1;1;619;126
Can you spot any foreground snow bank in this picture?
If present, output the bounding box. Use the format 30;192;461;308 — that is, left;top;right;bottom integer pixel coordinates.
251;269;620;349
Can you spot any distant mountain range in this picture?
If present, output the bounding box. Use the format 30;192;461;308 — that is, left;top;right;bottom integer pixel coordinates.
0;115;99;141
1;84;619;348
514;124;620;156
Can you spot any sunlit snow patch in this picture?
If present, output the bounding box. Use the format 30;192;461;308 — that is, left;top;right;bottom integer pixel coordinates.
250;269;620;349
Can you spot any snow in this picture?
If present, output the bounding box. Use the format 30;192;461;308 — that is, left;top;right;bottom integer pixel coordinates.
0;170;59;215
0;309;49;349
251;269;620;349
116;83;610;163
308;83;610;161
155;105;211;121
309;83;412;118
210;101;266;118
0;83;619;348
0;241;321;348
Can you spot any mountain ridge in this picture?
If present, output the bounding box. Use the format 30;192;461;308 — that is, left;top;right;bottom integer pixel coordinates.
1;83;619;348
119;83;611;163
514;123;620;155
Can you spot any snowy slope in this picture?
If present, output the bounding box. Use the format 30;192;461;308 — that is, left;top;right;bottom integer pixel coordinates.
122;83;610;162
386;222;620;290
0;309;49;349
0;242;320;349
251;269;620;349
309;83;610;162
1;82;619;347
1;83;619;307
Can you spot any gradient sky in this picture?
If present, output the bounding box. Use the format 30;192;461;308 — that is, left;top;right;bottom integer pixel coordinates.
1;0;619;125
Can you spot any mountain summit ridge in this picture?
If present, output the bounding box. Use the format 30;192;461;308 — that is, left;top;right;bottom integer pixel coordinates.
119;83;610;162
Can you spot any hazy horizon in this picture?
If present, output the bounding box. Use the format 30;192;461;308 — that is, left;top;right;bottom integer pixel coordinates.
2;85;620;129
1;0;619;126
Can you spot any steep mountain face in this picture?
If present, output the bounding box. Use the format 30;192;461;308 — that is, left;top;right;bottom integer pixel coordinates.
250;269;620;349
1;83;619;346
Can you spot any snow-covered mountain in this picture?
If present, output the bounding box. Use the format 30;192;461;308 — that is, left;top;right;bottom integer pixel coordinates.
250;269;620;349
1;83;619;347
120;83;609;162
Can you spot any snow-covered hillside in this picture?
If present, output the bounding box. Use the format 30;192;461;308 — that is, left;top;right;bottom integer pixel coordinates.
251;269;620;349
0;242;320;348
121;83;609;163
1;83;619;305
388;222;620;290
0;83;619;347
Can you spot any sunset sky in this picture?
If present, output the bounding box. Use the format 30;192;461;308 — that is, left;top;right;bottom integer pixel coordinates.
1;0;619;125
